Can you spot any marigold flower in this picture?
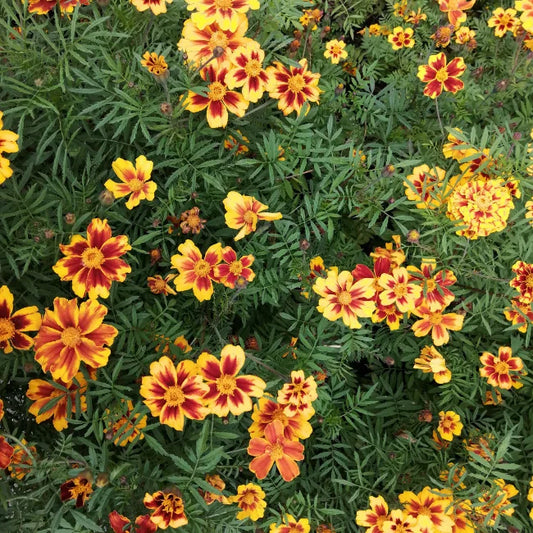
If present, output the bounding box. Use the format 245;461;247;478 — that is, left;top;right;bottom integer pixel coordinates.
484;389;503;405
403;164;451;209
170;239;222;301
437;410;463;441
378;267;422;313
229;483;266;521
223;191;282;241
370;235;405;268
27;0;90;15
103;399;147;446
0;435;14;469
431;25;455;47
109;513;157;533
399;486;454;532
7;439;36;480
266;58;322;116
140;52;169;80
225;45;269;103
372;303;404;331
388;27;415;49
408;258;456;312
324;39;348;63
186;0;259;32
299;8;322;29
281;336;298;359
355;495;390;532
277;370;317;419
34;297;117;383
417;52;466;99
526;197;533;225
407;8;427;24
503;297;533;332
198;344;266;417
0;285;41;354
140;356;208;430
201;474;229;504
224;132;250;155
147;274;177;295
479;346;523;390
516;0;533;33
313;270;376;329
27;373;88;431
510;261;533;303
179;206;207;234
488;8;519;37
438;0;475;26
414;345;452;384
455;26;476;44
213;246;255;288
442;129;468;160
60;475;93;507
248;419;305;482
411;305;464;346
0;111;19;155
0;154;14;184
269;515;310;533
144;490;187;529
131;0;173;15
382;509;419;533
53;218;131;299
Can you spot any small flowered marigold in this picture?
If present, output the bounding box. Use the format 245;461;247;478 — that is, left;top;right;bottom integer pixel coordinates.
411;305;464;346
213;246;255;288
131;0;173;16
488;8;519;37
403;164;450;209
399;486;454;533
27;0;90;15
370;235;405;268
277;370;317;419
179;206;207;234
53;218;131;299
372;302;404;331
431;24;455;47
140;52;169;78
103;399;147;446
407;8;427;24
60;475;93;508
414;345;452;384
503;297;533;332
417;52;466;99
7;439;36;480
147;274;177;295
0;436;14;469
225;45;269;103
455;26;476;45
144;490;187;530
229;483;266;521
378;267;422;313
438;0;475;26
0;285;41;354
516;0;533;33
224;131;250;155
0;111;19;155
437;410;463;441
269;515;310;533
382;510;419;533
201;474;229;505
479;346;523;390
198;344;266;417
186;0;259;32
388;27;415;49
140;356;208;431
223;191;282;241
355;495;390;533
324;39;348;64
34;297;118;383
510;261;533;303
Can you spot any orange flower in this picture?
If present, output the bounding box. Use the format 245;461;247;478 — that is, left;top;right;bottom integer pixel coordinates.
184;64;249;129
313;270;376;329
438;0;475;26
479;346;523;390
53;218;131;299
0;436;14;469
378;267;422;313
266;59;322;116
399;486;454;532
355;495;390;533
213;246;255;288
144;490;187;529
131;0;173;15
140;356;208;430
147;274;177;295
488;8;519;37
60;475;93;508
270;515;310;533
170;240;222;301
437;410;463;441
223;191;282;241
34;297;118;382
417;52;466;99
510;261;533;303
225;45;270;103
411;305;464;346
26;0;90;15
229;483;266;521
109;512;157;533
388;27;415;49
369;235;405;268
179;206;206;234
0;285;41;354
414;345;452;384
103;399;147;446
248;420;305;482
140;52;169;78
201;474;229;504
197;344;266;417
186;0;259;32
26;373;87;431
277;370;317;419
7;439;36;480
324;39;348;64
224;132;250;155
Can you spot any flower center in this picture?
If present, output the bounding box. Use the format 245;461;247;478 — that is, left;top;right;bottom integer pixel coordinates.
241;491;256;505
337;290;352;305
331;44;342;54
208;81;227;101
70;479;91;499
128;178;144;192
194;259;211;277
475;192;491;211
394;284;407;298
214;0;232;8
163;385;185;406
526;274;533;288
287;74;306;93
426;279;436;291
82;247;105;268
418;505;432;517
244;59;261;77
269;442;284;461
216;374;236;394
209;31;229;50
161;494;182;513
271;407;286;422
494;360;510;374
188;214;201;227
154;279;167;292
428;313;443;325
61;327;82;347
0;318;15;342
229;261;243;275
243;210;258;225
435;67;449;83
500;14;511;26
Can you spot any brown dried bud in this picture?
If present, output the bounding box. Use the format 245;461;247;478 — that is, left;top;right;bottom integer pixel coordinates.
289;39;301;52
95;472;109;487
212;46;225;58
384;356;395;366
160;102;173;116
496;79;509;92
418;409;433;423
190;191;199;199
245;336;259;351
64;213;76;224
99;189;114;206
44;229;55;239
299;239;310;251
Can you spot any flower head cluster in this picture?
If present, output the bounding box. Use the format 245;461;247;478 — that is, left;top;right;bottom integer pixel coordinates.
437;410;463;441
0;111;19;185
324;39;348;63
140;52;169;79
144;490;187;529
388;26;415;49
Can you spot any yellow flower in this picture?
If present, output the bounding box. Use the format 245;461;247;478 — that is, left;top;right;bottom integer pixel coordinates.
324;39;348;64
437;410;463;441
140;52;169;79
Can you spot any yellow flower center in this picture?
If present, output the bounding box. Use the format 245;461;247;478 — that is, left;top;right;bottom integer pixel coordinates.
0;318;15;342
164;385;185;406
376;515;388;527
428;313;442;325
69;479;91;499
216;374;236;394
475;192;491;211
287;73;306;93
426;279;436;291
229;260;243;275
500;14;511;25
393;284;407;297
418;505;433;516
209;31;229;50
128;178;144;192
243;210;258;225
526;274;533;288
331;44;343;54
241;490;257;505
435;67;449;83
214;0;232;8
61;327;82;347
494;360;509;374
269;442;284;460
244;59;262;77
208;81;227;101
82;247;105;268
337;290;352;305
187;214;201;227
271;408;287;422
194;259;211;277
154;278;167;292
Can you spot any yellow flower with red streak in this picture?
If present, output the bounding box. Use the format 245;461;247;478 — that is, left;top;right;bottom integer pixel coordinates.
355;495;390;532
53;218;131;299
248;419;305;482
407;8;427;24
372;303;404;331
479;346;523;390
438;0;475;26
437;410;463;441
378;267;422;313
399;486;454;532
408;258;456;312
60;475;93;508
504;297;533;332
131;0;173;15
144;490;187;529
223;191;283;241
248;396;313;440
266;59;322;116
26;0;90;15
324;39;348;64
0;286;41;354
201;474;229;504
147;274;177;295
388;27;415;49
443;129;469;160
477;479;518;525
140;356;208;430
526;197;533;225
184;64;249;128
516;0;533;33
197;344;265;417
0;111;19;185
224;132;250;155
186;0;259;32
140;52;169;78
269;515;310;533
414;345;452;384
34;297;118;383
510;261;533;303
230;483;266;521
109;511;157;533
177;16;250;68
213;246;255;288
382;510;419;533
170;240;222;301
103;399;147;446
417;53;466;99
455;26;476;45
277;370;317;419
26;373;87;431
488;8;519;37
313;270;376;329
404;165;451;209
7;439;36;480
225;45;270;103
370;236;405;268
411;305;464;346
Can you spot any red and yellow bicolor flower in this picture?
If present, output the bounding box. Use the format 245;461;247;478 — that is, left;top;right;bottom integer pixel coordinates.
411;305;464;346
417;52;466;99
225;45;270;103
438;0;475;27
479;346;524;390
213;246;255;288
143;490;187;530
130;0;173;15
186;0;259;32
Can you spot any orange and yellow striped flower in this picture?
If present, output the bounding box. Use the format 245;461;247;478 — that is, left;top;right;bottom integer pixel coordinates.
414;345;452;384
270;515;310;533
144;490;187;529
378;267;422;313
27;0;90;15
103;399;147;446
479;346;523;390
140;52;169;78
516;0;533;33
0;436;14;469
411;305;464;346
213;246;255;288
324;39;348;63
60;475;93;508
417;53;466;99
437;410;463;441
230;483;266;521
388;27;415;49
510;261;533;303
277;370;317;419
186;0;259;32
355;495;390;532
403;164;450;209
399;486;454;532
408;258;456;312
147;274;177;295
438;0;475;26
7;439;36;480
131;0;173;15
